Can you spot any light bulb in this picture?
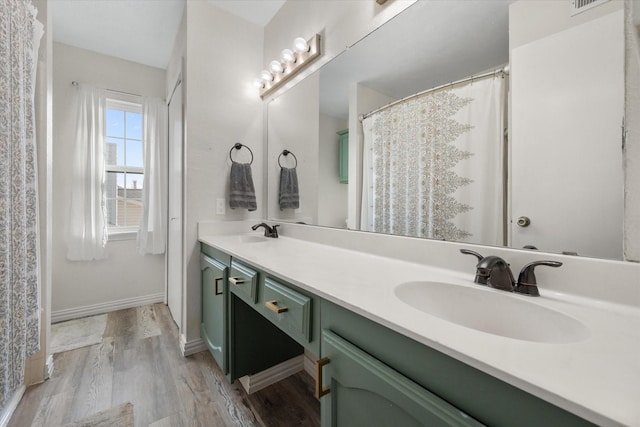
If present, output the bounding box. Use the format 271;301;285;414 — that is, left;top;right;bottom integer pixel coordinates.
260;69;273;82
281;48;295;64
269;60;284;74
253;78;264;89
293;37;309;53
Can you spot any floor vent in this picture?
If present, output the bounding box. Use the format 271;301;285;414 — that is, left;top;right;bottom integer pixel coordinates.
571;0;610;16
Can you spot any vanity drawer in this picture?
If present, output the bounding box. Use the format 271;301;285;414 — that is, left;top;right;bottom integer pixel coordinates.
229;259;258;304
260;277;312;343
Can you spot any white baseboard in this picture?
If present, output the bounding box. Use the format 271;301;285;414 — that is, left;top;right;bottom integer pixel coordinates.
51;293;164;323
0;385;25;427
45;355;54;380
303;351;316;379
239;355;304;394
179;334;207;357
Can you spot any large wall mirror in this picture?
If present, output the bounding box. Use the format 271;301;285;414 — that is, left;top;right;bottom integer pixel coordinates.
267;0;627;261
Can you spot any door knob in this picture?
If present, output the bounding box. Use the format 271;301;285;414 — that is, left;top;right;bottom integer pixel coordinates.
516;216;531;227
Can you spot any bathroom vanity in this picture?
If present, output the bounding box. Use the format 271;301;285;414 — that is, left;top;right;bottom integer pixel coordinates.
199;221;640;427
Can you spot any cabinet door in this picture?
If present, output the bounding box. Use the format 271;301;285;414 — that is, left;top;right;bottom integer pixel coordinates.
320;329;483;427
201;254;228;373
337;129;349;184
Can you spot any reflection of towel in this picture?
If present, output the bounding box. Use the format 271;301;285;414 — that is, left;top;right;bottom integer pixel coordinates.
279;167;299;210
229;162;257;211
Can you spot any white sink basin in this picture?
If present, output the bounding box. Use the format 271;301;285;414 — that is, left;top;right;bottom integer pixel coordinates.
394;281;589;344
232;234;272;244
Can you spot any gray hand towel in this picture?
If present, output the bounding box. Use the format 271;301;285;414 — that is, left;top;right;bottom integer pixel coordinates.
229;162;257;211
279;167;299;210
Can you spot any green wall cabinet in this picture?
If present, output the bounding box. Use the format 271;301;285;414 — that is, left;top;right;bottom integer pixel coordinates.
337;129;348;184
200;252;228;374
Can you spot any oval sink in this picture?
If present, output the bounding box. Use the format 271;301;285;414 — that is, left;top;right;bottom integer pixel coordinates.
233;235;271;244
394;281;589;344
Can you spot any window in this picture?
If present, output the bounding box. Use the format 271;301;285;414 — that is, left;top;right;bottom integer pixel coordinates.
104;99;144;233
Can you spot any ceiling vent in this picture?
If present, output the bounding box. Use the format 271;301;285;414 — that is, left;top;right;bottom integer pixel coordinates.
571;0;611;16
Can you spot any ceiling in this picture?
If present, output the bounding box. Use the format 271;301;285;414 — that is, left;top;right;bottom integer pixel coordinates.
51;0;285;69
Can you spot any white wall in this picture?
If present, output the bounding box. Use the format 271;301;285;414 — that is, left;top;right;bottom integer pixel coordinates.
51;43;166;318
318;114;348;228
625;0;640;262
180;2;264;344
268;73;319;224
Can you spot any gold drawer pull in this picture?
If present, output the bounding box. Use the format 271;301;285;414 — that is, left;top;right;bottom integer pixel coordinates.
265;300;288;314
229;277;244;285
315;357;331;398
214;277;223;296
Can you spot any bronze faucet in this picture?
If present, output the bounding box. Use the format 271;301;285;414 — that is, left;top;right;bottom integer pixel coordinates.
460;249;562;296
251;223;279;238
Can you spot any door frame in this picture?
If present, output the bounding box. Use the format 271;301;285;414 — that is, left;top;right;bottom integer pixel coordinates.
166;65;185;332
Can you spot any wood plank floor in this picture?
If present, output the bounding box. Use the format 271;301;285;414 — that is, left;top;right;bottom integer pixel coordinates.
9;304;320;427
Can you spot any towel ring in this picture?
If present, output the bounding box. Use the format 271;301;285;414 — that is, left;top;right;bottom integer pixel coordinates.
229;142;253;165
278;149;298;168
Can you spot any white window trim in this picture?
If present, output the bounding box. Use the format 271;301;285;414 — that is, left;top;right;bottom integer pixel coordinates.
105;97;143;238
108;227;138;241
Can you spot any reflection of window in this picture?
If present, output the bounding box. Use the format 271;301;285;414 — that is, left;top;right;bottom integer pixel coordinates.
105;99;144;231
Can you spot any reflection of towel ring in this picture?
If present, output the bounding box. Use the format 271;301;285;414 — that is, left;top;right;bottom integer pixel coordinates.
278;149;298;168
229;142;253;164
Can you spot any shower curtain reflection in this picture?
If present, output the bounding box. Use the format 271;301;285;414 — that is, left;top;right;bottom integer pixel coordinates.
361;75;506;246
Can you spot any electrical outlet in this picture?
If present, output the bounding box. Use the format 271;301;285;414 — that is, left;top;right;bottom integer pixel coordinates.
216;198;226;215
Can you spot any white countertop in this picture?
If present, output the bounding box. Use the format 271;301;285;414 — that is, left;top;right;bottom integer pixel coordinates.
199;226;640;427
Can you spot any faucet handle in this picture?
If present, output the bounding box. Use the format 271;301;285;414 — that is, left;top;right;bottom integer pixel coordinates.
460;249;488;285
515;260;563;297
460;249;484;262
272;224;279;237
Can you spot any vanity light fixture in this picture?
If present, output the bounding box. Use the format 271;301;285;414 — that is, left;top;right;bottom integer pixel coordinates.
281;48;295;64
293;37;310;53
260;69;274;83
255;34;321;99
270;60;284;74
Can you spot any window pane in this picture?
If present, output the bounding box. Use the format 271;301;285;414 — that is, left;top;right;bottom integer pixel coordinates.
105;137;125;166
126;112;142;140
125;172;144;190
105;171;122;226
105;171;122;200
105;198;117;226
125;198;143;226
106;109;124;138
126;139;143;168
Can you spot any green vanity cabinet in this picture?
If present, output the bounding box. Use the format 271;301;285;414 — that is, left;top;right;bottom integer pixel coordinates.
256;275;321;356
228;259;259;305
319;301;594;427
226;258;305;383
320;329;483;427
200;243;594;426
337;129;348;184
200;245;231;374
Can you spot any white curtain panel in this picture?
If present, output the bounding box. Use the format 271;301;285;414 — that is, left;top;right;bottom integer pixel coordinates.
361;75;505;245
66;85;109;261
137;97;168;255
0;0;43;407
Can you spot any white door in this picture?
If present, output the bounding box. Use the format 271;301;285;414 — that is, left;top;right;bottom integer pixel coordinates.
167;77;183;328
510;10;624;259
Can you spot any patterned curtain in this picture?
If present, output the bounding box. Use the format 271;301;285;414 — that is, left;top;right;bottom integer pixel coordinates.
0;0;43;408
361;75;506;246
